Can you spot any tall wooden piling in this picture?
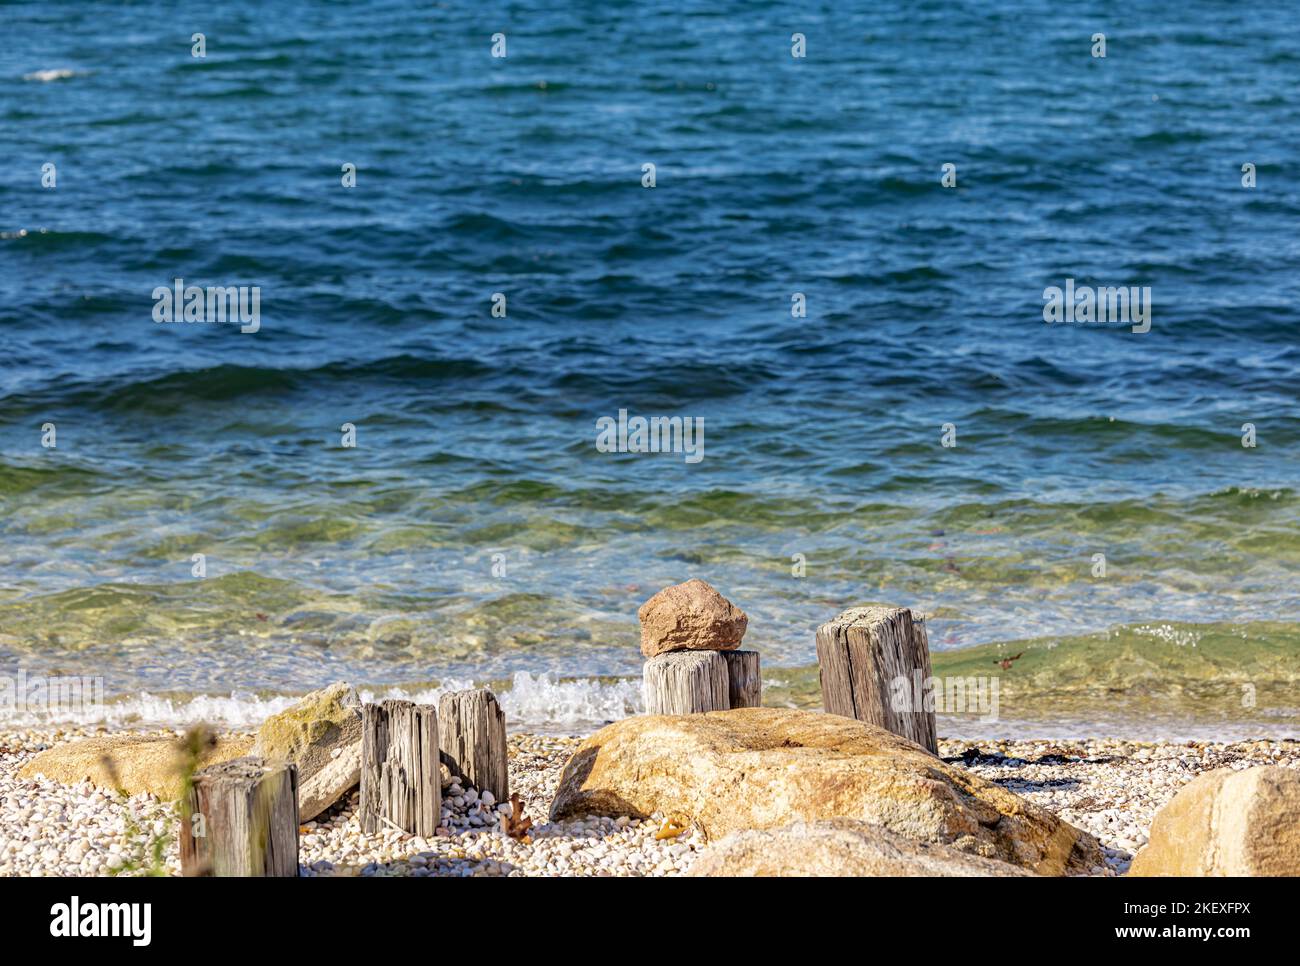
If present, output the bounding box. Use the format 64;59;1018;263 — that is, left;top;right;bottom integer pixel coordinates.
359;699;441;836
438;688;509;802
816;606;938;753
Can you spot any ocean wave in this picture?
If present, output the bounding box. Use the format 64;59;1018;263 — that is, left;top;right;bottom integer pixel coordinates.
21;68;83;82
0;355;500;413
0;672;643;733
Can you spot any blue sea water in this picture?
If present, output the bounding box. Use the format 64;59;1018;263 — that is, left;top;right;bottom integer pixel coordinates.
0;1;1297;729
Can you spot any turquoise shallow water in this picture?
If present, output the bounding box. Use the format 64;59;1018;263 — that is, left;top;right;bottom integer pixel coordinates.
0;1;1296;730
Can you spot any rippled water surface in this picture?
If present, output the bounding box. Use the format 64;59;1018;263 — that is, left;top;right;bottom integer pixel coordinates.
1;1;1296;730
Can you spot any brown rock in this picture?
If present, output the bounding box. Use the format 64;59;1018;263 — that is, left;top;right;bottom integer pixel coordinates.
550;707;1101;875
687;818;1034;876
18;733;253;800
638;578;748;657
1129;766;1300;876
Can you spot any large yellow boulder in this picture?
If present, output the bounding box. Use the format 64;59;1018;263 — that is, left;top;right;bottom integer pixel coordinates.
19;733;253;800
1130;766;1300;876
550;707;1102;875
687;818;1034;876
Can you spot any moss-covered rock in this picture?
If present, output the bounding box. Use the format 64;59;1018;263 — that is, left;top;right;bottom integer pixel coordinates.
254;682;362;819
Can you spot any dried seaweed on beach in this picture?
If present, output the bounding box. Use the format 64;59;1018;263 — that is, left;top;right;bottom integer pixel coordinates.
943;746;991;766
501;793;533;842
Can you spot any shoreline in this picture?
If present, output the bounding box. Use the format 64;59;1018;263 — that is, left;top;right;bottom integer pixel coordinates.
3;666;1295;741
5;618;1297;727
3;725;1296;877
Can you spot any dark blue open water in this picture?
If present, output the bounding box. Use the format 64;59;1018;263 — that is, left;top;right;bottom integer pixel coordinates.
1;1;1296;730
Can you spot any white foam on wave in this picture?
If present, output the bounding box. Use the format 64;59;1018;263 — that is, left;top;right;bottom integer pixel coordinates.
0;690;303;731
0;672;643;734
23;68;81;82
494;671;643;730
357;673;642;731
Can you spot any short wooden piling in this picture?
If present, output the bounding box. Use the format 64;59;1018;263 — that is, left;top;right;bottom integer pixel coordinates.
721;650;762;708
359;699;440;837
438;688;509;802
643;651;730;715
179;757;299;877
816;606;938;753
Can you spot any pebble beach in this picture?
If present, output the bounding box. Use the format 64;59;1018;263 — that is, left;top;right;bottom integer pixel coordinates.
3;726;1296;877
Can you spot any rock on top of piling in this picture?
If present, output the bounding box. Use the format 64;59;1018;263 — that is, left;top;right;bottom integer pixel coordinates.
638;578;748;657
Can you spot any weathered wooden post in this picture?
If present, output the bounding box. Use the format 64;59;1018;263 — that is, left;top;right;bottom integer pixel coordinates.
721;650;762;708
360;699;440;836
438;688;509;802
816;606;938;753
643;651;730;714
179;757;299;877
